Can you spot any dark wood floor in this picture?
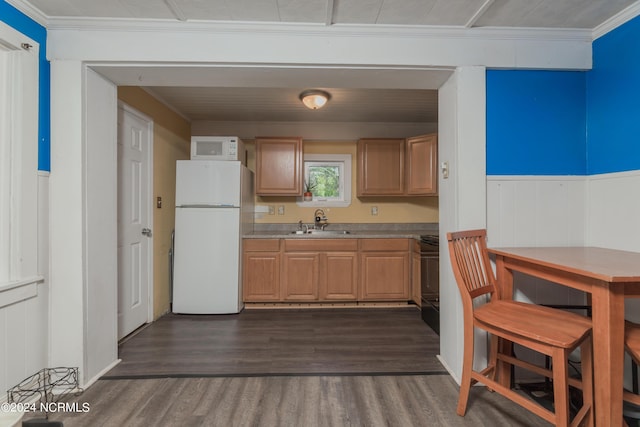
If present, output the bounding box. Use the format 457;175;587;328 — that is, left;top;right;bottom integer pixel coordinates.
26;375;550;427
22;308;551;426
105;307;445;378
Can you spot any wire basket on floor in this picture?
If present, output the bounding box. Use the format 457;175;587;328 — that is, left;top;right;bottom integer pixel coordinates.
7;367;81;420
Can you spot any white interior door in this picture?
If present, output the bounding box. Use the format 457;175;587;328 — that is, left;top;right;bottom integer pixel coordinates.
117;103;153;339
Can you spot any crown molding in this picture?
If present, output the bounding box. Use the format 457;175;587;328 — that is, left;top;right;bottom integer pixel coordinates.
5;0;48;26
593;0;640;40
44;17;592;43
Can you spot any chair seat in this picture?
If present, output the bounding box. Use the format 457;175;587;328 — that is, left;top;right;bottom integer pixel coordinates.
475;300;592;349
626;321;640;364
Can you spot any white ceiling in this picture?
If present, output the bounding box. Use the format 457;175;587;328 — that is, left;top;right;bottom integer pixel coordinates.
19;0;637;28
17;0;638;124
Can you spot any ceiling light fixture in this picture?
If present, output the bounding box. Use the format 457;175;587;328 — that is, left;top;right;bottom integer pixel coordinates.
299;90;331;110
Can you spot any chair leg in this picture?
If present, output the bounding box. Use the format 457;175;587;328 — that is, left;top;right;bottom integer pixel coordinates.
551;347;571;427
457;326;475;416
581;337;594;427
633;359;639;395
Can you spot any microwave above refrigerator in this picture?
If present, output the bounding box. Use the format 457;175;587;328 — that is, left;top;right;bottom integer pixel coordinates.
191;136;246;163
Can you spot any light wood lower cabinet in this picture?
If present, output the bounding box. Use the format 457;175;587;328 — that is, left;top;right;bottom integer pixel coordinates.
282;252;320;300
359;239;410;301
321;252;358;300
282;239;358;302
243;239;281;302
243;238;412;303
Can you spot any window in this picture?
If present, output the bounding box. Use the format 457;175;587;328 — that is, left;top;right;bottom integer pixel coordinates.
298;154;351;207
0;22;40;289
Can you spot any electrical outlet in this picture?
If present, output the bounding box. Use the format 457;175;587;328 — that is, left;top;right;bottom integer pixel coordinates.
268;205;275;215
371;206;378;216
278;205;285;215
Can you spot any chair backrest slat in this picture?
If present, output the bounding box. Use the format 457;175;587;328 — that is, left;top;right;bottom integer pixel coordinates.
447;229;497;304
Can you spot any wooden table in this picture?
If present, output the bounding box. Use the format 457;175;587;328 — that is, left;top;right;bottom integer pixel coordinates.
488;246;640;427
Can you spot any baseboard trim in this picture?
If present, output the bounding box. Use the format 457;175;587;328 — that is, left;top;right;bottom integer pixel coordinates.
244;302;419;310
84;359;121;388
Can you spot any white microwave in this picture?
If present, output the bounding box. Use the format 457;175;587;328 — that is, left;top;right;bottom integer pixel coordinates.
190;136;246;163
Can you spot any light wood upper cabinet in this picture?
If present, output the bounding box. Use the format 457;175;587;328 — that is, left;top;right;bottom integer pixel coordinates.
357;138;405;196
357;134;437;196
406;133;438;195
255;137;303;196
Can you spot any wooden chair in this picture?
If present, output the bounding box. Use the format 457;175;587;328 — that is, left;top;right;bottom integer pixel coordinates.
447;229;593;427
625;321;640;407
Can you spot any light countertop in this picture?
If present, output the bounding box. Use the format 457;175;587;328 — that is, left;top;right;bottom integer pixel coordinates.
244;223;438;240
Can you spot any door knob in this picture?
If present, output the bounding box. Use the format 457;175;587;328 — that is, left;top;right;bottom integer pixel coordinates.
142;228;152;237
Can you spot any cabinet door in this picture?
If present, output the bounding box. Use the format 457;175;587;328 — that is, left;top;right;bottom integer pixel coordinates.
321;252;358;300
357;138;405;196
282;252;319;301
243;252;281;301
255;137;303;195
359;252;410;300
406;133;437;195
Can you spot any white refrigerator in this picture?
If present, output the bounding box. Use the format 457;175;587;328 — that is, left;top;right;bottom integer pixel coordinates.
173;160;254;314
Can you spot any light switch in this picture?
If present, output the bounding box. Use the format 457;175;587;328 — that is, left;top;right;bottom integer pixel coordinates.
441;161;449;179
278;205;285;215
371;206;378;216
269;205;275;215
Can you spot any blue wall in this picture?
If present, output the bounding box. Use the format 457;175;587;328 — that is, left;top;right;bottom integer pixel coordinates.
486;70;587;175
587;15;640;175
487;15;640;176
0;1;50;171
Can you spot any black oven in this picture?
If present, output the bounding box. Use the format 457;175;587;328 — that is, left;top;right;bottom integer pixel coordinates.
420;235;440;335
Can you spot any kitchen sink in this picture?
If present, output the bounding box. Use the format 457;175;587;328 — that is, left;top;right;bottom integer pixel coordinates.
290;230;351;235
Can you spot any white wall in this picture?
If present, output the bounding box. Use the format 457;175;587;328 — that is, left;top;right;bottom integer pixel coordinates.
84;69;118;382
438;67;487;381
45;22;592;71
49;60;85;374
49;63;120;386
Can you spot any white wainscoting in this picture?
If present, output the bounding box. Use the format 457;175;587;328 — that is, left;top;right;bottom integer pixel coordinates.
487;175;589;379
587;170;640;323
487;176;587;306
487;172;640;384
0;173;49;402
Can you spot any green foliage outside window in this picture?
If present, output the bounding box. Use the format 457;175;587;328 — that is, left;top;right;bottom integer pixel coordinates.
308;166;339;198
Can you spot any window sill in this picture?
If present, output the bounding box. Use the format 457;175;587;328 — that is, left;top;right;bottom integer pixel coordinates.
296;199;351;208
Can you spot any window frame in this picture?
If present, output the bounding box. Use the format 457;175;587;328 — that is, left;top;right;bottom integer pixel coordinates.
297;154;352;208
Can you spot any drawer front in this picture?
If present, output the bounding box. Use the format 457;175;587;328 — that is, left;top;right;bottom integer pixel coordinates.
284;239;358;252
359;238;409;252
244;239;281;252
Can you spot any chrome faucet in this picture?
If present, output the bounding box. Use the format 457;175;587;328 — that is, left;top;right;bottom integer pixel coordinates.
314;209;328;230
